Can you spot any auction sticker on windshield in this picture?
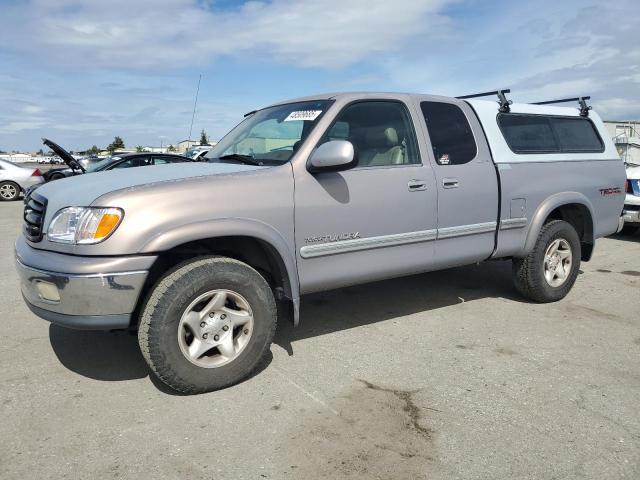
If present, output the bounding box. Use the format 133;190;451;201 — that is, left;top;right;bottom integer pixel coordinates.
284;110;323;122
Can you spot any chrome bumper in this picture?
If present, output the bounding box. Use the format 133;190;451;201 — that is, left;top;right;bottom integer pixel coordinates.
622;209;640;225
15;238;155;330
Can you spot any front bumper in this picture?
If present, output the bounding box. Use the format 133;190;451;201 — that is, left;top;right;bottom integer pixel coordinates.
15;237;156;330
622;208;640;225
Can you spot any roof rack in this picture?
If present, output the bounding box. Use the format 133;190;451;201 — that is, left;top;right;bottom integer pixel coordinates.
457;89;512;113
532;96;592;117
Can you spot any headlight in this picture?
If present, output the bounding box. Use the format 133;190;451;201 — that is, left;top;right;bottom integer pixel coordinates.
47;207;123;244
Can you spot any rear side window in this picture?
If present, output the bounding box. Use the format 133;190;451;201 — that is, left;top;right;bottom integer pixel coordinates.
498;114;603;153
421;102;477;165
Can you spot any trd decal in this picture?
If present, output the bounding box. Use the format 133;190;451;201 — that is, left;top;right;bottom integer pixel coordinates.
599;187;623;196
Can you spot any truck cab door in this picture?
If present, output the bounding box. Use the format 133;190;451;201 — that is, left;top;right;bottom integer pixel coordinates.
417;99;499;267
293;99;438;294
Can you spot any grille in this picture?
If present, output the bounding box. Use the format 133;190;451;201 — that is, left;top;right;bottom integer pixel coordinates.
23;193;47;242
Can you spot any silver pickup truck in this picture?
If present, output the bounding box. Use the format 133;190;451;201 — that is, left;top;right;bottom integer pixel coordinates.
16;91;625;393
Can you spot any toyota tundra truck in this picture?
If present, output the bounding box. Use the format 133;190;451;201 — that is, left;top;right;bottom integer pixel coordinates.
16;91;625;393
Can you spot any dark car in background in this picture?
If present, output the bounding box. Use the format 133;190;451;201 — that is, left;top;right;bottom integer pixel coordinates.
42;138;193;181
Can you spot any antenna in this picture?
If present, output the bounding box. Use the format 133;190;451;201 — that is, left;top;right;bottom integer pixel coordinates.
188;74;202;141
532;96;592;117
457;89;512;113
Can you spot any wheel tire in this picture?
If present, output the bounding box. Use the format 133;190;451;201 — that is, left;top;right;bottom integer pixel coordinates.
512;220;581;303
48;173;65;181
138;256;277;394
620;225;639;236
0;181;20;201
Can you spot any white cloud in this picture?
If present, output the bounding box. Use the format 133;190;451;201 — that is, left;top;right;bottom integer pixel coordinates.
1;0;639;150
1;0;451;69
22;105;44;114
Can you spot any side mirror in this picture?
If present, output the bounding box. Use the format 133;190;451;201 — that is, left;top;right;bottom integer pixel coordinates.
308;140;356;173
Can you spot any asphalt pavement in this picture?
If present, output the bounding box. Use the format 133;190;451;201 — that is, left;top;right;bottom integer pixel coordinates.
1;200;639;479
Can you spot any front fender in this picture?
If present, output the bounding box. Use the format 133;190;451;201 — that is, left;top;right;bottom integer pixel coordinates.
522;192;595;255
140;217;300;309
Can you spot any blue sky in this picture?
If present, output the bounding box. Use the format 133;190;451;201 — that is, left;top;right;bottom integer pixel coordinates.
0;0;638;151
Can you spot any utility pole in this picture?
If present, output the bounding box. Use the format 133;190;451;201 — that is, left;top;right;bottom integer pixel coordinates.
188;74;202;143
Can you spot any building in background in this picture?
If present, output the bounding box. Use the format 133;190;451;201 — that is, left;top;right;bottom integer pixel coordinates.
603;120;640;164
176;139;198;153
140;146;168;153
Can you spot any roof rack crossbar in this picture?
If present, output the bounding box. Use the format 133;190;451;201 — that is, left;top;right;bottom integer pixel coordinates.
532;96;592;117
456;89;512;113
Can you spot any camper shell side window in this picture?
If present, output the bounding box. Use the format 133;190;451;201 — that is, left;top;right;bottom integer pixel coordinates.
497;113;604;154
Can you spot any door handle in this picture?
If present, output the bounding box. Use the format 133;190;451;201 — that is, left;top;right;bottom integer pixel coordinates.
442;178;459;189
408;179;427;191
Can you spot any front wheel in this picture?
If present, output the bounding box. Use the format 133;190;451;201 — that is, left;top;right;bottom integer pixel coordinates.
138;256;277;394
512;220;581;303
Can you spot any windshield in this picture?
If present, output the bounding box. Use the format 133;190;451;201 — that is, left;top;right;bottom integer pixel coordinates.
86;156;120;172
205;100;332;164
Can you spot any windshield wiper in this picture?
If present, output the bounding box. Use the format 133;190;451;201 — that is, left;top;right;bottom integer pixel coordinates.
216;154;264;166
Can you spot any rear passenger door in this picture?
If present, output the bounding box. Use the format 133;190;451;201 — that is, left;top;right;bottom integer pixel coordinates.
418;100;499;266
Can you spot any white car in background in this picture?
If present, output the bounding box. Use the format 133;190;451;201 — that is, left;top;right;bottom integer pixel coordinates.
0;159;44;201
185;145;214;161
622;163;640;234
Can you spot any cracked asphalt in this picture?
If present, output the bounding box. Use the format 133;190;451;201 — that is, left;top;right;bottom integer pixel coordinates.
1;199;639;479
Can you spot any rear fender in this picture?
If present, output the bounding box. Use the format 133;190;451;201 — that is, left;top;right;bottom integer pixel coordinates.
522;192;595;256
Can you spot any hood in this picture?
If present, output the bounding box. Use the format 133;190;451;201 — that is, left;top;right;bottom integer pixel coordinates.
42;138;85;172
36;161;264;220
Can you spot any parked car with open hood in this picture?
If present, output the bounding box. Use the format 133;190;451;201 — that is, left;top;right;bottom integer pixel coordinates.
0;159;43;201
41;138;192;182
15;90;625;393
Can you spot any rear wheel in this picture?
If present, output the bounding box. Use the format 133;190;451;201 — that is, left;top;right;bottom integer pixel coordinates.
0;181;20;201
512;220;581;303
138;256;277;394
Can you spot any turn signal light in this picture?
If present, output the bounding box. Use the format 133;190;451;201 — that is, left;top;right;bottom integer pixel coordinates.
94;213;121;240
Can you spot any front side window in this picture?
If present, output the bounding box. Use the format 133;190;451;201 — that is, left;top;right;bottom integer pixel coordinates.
421;101;477;165
320;101;420;167
205;100;332;165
